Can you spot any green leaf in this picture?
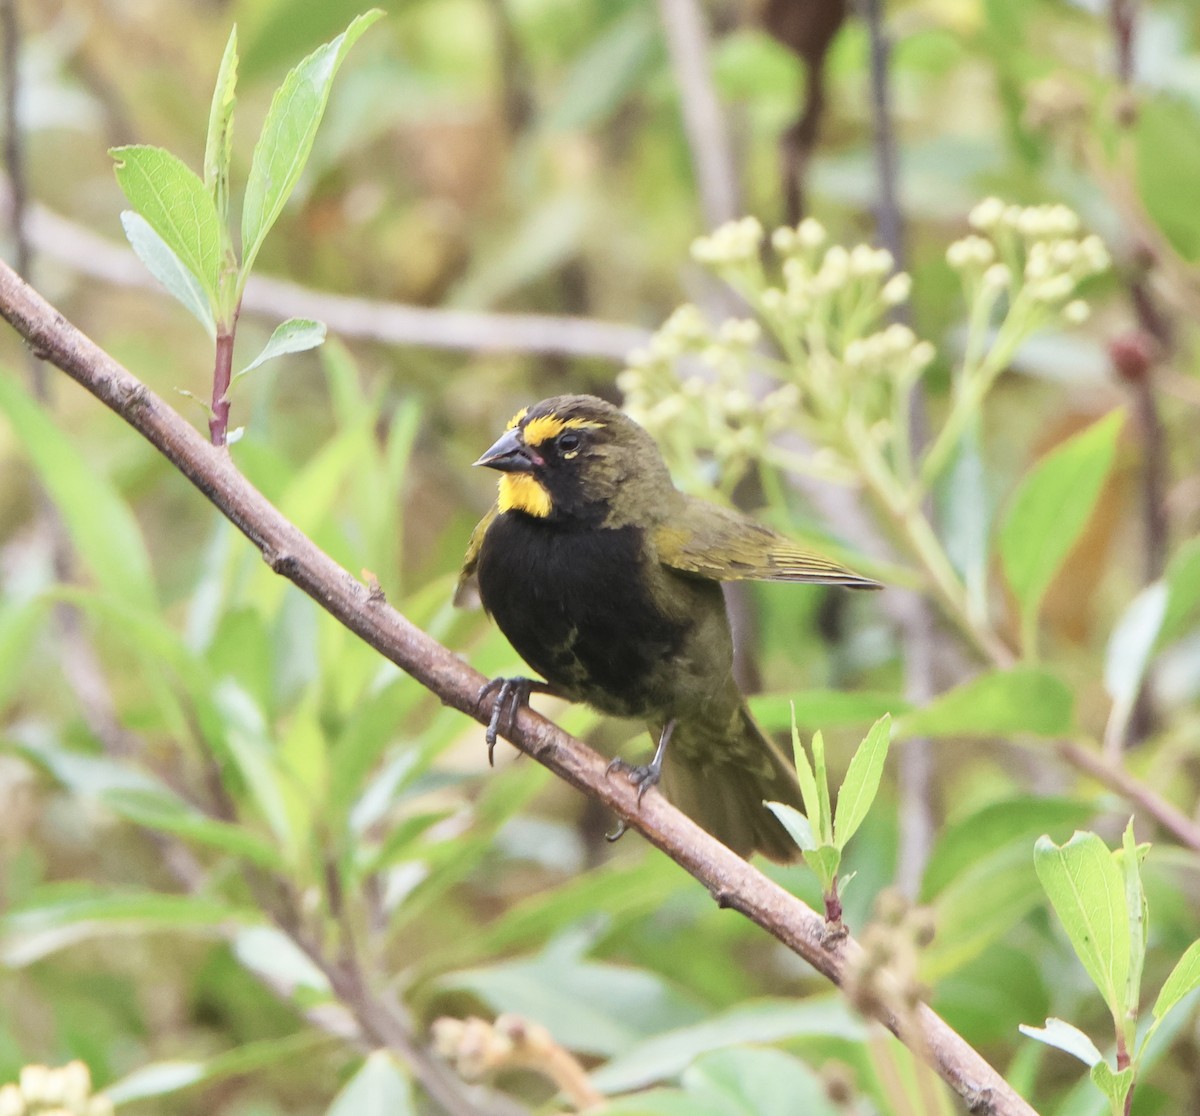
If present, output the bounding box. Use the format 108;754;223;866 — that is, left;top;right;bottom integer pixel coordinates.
1;887;237;967
811;730;832;845
1161;534;1200;643
214;681;295;853
0;595;50;712
234;318;327;382
1089;1060;1135;1109
1136;95;1200;262
804;845;842;891
547;7;659;132
1034;831;1131;1024
1102;581;1168;753
999;410;1123;650
789;705;822;828
894;667;1073;739
922;796;1095;899
1018;1018;1103;1067
327;1051;415;1116
679;1046;840;1116
1152;939;1200;1024
0;374;157;610
102;788;285;871
110;145;221;306
232;926;330;995
924;844;1044;980
240;11;383;281
106;1033;324;1105
1119;820;1147;1025
119;211;217;336
204;25;239;226
833;714;891;849
762;802;816;851
590;996;864;1094
438;945;706;1058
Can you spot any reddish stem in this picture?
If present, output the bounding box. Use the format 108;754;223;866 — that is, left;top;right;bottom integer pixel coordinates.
209;300;241;446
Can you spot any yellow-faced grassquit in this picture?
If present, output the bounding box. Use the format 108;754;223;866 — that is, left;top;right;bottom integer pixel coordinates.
458;394;880;860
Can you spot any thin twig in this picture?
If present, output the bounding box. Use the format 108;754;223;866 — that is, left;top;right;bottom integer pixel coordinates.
657;0;739;228
0;182;650;361
0;259;1039;1116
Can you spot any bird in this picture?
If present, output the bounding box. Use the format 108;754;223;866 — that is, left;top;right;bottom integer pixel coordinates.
457;394;880;860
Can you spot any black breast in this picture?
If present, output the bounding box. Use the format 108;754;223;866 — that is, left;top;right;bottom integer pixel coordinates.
476;513;690;717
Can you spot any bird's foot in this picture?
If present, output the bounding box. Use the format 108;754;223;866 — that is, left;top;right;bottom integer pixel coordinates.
605;755;663;804
477;676;553;765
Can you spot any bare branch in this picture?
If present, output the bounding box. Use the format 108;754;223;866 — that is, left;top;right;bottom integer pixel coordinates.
0;183;650;362
657;0;739;228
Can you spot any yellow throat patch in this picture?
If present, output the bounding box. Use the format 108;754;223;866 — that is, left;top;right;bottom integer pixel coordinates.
498;473;552;518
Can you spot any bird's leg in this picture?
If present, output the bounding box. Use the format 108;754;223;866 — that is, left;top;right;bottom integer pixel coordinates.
607;719;676;805
476;676;559;764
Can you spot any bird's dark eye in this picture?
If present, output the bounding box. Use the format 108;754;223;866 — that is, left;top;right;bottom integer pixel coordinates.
558;431;582;453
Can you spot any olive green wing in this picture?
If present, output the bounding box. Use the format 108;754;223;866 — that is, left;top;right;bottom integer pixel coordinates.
654;497;881;588
454;505;499;608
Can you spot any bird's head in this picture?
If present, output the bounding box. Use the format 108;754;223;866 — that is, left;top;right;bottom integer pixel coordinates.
475;395;673;527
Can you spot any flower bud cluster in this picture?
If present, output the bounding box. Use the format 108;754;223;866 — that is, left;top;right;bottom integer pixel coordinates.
947;198;1109;316
690;217;764;267
621;217;939;488
842;889;936;1029
0;1063;112;1116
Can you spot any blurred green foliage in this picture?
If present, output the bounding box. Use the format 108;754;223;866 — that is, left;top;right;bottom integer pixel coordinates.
1;0;1199;1114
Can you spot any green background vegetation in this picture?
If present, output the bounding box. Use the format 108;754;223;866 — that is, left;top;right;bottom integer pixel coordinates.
1;0;1199;1113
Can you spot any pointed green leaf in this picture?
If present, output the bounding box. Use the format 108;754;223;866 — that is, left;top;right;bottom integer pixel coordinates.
1103;581;1168;753
894;667;1073;739
102;788;285;871
789;705;822;825
240;11;383;281
833;714;891;849
763;801;816;851
1019;1018;1104;1067
232;925;331;995
804;846;841;892
120;211;216;336
0;373;157;610
234;318;327;382
1119;820;1148;1023
1153;939;1200;1024
111;144;221;304
327;1052;415;1116
1000;410;1123;649
1;888;238;967
204;26;239;225
590;997;863;1095
811;730;833;845
1034;831;1130;1023
1089;1060;1135;1108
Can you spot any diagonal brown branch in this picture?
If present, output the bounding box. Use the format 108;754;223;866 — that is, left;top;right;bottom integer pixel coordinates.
0;259;1039;1116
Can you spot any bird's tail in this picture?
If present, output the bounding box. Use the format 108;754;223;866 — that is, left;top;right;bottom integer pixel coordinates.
657;703;804;862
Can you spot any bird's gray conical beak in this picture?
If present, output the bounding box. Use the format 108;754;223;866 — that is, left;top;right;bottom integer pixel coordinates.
474;427;537;472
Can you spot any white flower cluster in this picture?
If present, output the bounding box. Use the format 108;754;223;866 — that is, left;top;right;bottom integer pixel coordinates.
0;1063;112;1116
690;217;764;267
619;304;788;479
947;198;1109;320
620;216;939;487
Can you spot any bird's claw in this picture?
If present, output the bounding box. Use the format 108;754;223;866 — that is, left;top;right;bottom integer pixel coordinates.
477;676;539;765
605;818;628;843
606;756;663;804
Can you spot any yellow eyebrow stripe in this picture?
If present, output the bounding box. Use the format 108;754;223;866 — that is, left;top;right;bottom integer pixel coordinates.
522;415;604;447
505;407;529;431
